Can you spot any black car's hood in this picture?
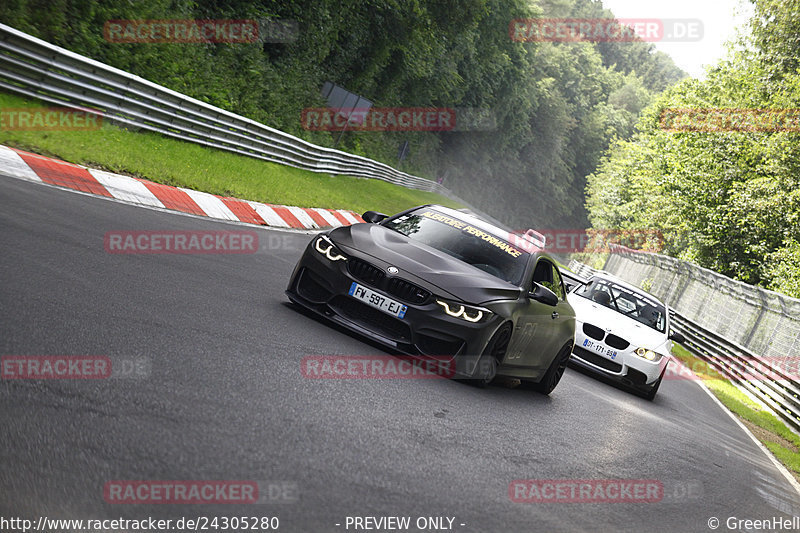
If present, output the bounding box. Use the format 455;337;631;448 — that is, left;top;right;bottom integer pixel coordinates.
330;223;523;304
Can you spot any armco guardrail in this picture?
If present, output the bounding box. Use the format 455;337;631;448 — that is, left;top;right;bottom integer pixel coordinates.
0;23;455;197
672;313;800;433
568;259;800;433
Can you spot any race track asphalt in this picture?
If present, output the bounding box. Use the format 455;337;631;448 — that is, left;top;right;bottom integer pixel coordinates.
1;175;798;532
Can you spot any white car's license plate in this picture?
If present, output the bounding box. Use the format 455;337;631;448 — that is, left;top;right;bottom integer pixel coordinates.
349;282;407;318
582;338;618;359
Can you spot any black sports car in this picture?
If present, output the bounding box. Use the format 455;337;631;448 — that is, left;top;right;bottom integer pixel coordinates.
286;205;576;393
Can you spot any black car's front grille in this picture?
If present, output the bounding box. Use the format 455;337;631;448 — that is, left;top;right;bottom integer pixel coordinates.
330;296;412;342
347;257;385;286
605;334;630;350
386;277;431;305
347;257;431;305
583;323;605;340
572;346;623;373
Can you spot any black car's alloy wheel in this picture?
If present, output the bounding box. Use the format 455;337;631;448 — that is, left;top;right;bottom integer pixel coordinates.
532;342;572;395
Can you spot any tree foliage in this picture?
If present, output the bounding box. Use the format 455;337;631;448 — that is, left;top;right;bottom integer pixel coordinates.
586;0;800;297
0;0;685;229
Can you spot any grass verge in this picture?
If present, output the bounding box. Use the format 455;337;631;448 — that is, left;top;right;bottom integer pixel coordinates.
671;344;800;483
0;91;461;215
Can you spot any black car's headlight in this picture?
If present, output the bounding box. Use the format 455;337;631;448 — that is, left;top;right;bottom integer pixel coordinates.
314;235;347;262
436;299;491;323
634;347;665;362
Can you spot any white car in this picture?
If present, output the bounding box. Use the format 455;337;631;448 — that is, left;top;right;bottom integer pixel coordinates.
566;272;684;400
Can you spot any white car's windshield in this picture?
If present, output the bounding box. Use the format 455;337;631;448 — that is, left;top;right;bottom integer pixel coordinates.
574;278;666;333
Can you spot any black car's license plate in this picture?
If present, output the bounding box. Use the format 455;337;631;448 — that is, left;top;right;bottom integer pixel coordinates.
348;282;407;318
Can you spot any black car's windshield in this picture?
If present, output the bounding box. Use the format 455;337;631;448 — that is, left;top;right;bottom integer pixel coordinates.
383;208;529;285
574;278;667;332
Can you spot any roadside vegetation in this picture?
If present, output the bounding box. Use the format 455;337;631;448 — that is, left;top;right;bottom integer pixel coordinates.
671;344;800;482
0;91;460;215
0;0;685;230
586;0;800;298
3;0;793;294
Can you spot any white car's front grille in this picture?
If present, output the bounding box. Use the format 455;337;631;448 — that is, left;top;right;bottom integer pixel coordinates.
582;322;631;350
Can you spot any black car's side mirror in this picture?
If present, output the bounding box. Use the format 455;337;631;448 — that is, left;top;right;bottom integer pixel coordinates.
529;283;559;307
362;210;388;223
669;330;685;344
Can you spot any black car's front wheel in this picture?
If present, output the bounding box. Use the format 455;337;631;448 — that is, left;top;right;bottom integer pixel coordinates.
471;324;512;388
530;342;573;395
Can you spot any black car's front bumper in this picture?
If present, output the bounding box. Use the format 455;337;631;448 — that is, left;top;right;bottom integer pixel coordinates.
285;239;504;369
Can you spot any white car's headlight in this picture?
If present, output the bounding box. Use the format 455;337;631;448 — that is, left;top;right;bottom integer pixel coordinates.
314;235;346;262
436;299;490;323
634;347;665;362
